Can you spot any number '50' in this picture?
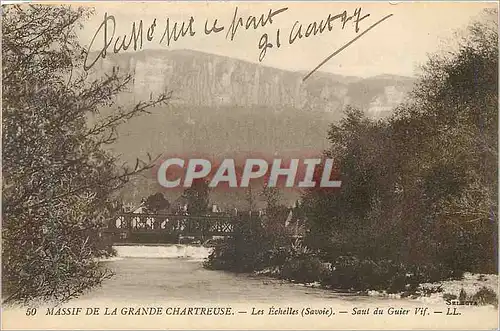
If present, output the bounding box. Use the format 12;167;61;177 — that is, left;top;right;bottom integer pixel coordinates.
26;308;37;316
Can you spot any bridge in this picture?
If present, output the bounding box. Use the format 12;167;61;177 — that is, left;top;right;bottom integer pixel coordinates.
103;212;237;244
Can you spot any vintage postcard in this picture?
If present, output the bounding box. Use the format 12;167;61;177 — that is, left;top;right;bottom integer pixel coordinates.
1;1;499;330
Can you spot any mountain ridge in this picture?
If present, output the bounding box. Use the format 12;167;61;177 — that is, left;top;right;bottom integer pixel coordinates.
90;48;411;82
89;49;415;115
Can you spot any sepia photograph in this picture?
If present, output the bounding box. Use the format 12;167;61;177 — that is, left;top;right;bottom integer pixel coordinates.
1;1;499;329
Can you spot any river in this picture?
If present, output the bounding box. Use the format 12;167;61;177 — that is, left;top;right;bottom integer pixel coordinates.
81;245;374;304
3;245;498;330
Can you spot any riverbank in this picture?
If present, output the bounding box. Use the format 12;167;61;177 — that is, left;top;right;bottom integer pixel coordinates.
253;265;498;306
203;236;498;308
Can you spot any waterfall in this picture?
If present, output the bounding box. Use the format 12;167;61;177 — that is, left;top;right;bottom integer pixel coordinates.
112;244;214;260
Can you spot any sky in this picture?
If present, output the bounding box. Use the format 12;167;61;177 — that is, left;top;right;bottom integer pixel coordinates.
75;1;498;78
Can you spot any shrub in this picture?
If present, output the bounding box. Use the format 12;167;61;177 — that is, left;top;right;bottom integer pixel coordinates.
320;256;461;293
472;287;498;307
459;288;467;301
204;237;274;272
203;214;282;272
419;284;443;297
443;293;458;301
280;256;329;284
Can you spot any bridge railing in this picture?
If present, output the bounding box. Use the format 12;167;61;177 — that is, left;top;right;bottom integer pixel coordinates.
107;213;236;237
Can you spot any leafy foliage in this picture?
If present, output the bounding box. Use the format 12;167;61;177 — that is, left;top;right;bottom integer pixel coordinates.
2;5;170;304
303;9;498;275
260;185;289;232
204;214;282;272
204;9;498;292
181;179;210;215
472;287;498;307
143;192;170;213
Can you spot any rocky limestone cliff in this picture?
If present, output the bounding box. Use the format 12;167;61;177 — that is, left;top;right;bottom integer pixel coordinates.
89;49;414;116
